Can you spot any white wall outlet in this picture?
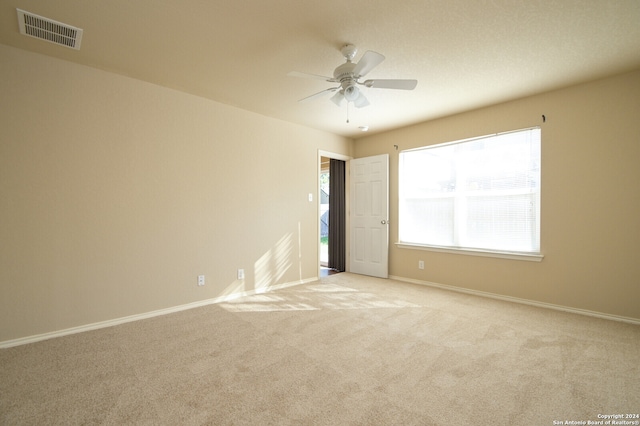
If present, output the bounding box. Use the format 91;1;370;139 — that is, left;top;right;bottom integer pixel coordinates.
418;260;424;270
308;193;313;202
237;269;245;280
197;275;205;286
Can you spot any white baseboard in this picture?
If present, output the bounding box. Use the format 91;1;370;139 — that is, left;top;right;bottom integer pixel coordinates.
0;277;317;349
390;275;640;326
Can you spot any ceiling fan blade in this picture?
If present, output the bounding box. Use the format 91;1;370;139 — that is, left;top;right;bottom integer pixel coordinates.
363;79;418;90
353;92;370;108
352;50;385;78
330;91;345;107
288;71;337;83
298;87;340;102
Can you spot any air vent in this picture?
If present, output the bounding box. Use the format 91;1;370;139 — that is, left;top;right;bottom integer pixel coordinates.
17;9;83;50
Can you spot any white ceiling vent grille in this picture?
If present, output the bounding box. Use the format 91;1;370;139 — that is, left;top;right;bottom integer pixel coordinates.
17;9;83;50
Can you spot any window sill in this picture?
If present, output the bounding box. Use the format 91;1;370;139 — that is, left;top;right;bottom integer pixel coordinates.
395;242;544;262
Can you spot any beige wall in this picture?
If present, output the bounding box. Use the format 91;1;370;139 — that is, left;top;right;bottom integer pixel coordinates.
354;69;640;321
0;44;352;343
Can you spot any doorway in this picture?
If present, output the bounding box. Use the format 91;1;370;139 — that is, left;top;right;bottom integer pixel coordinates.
318;151;350;277
320;157;330;269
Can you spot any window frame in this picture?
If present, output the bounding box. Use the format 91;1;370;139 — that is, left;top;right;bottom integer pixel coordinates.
396;127;543;262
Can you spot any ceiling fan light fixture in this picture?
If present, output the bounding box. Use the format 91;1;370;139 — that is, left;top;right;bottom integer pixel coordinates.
343;84;359;101
353;91;370;108
330;91;345;106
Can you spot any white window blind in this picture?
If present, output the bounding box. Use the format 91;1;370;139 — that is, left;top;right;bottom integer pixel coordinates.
399;128;541;254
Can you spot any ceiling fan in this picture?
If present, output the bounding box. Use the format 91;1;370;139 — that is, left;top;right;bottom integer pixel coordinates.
288;44;418;109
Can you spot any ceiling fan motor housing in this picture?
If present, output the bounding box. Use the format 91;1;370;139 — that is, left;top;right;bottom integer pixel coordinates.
333;62;359;96
333;62;357;81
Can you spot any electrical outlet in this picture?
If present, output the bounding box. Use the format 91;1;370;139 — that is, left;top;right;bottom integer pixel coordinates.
418;260;424;270
237;269;245;280
198;275;205;286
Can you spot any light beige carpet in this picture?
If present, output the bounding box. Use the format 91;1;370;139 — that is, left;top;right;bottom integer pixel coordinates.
1;273;638;425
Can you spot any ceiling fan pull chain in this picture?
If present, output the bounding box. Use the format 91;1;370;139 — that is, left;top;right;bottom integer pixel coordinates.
346;101;350;123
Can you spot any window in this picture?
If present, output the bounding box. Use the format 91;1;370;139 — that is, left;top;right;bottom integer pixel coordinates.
398;127;541;257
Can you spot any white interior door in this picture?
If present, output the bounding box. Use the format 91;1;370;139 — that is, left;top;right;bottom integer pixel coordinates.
349;154;389;278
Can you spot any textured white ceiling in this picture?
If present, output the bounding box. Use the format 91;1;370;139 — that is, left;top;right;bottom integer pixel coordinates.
2;0;639;138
